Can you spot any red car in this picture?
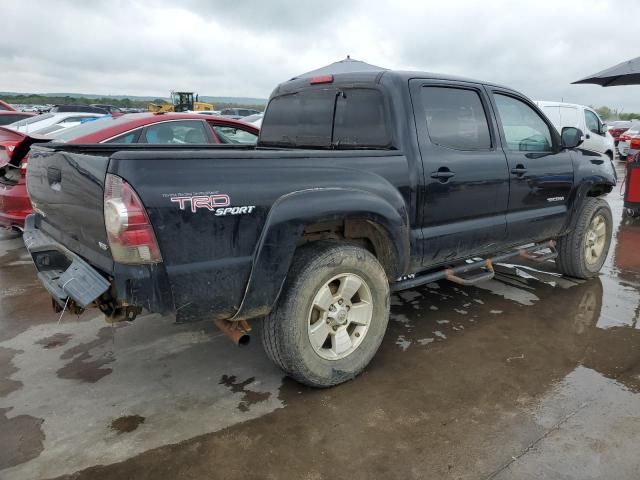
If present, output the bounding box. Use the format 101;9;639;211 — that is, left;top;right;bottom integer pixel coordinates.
0;111;35;126
0;99;16;111
608;120;632;145
0;113;259;230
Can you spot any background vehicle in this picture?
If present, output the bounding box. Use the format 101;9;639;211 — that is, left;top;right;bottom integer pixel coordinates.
24;69;615;387
220;107;261;119
0;99;16;111
535;101;615;159
147;91;214;113
0;111;35;126
607;120;632;146
6;112;106;135
241;113;264;126
190;110;222;115
90;104;123;114
50;105;110;114
618;122;640;159
0;113;258;230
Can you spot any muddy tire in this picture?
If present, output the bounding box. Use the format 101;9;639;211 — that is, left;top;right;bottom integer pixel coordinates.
556;197;612;279
261;242;390;388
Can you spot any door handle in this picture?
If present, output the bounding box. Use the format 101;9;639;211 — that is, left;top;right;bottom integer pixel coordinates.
430;168;455;182
511;165;527;176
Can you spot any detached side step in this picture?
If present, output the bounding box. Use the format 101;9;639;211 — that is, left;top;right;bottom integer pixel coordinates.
392;241;557;292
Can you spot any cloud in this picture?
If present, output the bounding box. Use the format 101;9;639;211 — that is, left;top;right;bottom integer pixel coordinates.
1;0;639;111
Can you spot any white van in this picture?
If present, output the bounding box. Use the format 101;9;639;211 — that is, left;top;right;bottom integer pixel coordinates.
535;101;615;159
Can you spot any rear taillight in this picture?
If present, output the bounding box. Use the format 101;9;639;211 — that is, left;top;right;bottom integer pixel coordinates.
20;154;29;176
104;173;162;264
631;137;640;150
0;146;8;164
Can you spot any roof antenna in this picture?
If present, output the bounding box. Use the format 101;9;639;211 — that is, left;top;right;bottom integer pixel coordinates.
346;55;351;60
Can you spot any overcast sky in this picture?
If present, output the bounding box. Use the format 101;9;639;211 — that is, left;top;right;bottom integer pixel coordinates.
2;0;639;111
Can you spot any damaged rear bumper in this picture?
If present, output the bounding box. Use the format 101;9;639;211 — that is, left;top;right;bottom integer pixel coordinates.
24;214;175;317
23;215;110;308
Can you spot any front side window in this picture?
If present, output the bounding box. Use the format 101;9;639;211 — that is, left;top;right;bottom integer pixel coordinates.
494;94;553;152
142;120;210;144
585;110;600;133
211;125;257;144
421;86;491;150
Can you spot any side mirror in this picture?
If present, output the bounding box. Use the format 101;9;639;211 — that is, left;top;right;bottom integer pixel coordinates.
600;123;608;135
561;127;584;149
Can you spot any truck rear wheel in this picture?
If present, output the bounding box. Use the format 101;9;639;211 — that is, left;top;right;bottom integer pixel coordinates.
261;242;390;387
556;197;612;279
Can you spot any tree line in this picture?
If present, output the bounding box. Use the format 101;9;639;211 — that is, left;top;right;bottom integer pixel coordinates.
1;94;265;111
593;106;640;121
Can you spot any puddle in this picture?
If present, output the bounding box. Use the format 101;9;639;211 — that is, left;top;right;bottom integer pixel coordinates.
111;415;145;434
219;375;271;412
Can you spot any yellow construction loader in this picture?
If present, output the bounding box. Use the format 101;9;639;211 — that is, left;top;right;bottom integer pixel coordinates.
147;91;213;113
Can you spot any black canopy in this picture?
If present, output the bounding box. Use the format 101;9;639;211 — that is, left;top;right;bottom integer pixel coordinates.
573;56;640;87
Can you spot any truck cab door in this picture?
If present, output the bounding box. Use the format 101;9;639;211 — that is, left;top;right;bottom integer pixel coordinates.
488;89;574;244
409;80;510;266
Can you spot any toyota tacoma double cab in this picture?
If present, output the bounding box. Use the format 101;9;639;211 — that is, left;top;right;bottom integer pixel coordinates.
24;68;616;387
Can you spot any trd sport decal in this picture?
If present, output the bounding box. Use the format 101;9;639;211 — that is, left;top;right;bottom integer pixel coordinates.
166;193;255;216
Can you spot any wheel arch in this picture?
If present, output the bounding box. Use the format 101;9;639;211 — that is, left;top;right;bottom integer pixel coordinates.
231;188;410;321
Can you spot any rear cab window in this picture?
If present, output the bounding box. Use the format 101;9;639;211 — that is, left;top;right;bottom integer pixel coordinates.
259;87;391;149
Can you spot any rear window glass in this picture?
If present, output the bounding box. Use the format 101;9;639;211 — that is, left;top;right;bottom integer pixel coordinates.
260;89;335;148
333;89;388;147
260;87;389;149
10;113;54;127
0;114;31;126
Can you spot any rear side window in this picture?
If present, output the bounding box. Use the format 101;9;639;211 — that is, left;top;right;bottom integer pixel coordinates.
142;120;210;144
260;87;389;148
421;86;491;150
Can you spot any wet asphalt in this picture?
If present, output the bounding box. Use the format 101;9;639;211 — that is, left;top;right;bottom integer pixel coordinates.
0;162;638;480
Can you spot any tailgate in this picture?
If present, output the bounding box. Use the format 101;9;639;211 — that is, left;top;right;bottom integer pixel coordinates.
27;145;113;273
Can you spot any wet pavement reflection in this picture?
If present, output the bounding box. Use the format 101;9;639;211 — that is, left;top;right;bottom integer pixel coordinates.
0;163;638;479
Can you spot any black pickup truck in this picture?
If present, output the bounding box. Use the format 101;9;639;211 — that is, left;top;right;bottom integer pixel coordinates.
24;68;616;387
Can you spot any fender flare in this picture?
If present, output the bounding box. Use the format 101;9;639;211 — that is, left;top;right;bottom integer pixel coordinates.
232;187;410;321
561;177;614;235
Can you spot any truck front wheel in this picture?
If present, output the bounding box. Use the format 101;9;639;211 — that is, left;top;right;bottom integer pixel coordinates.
261;242;390;387
556;197;613;279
